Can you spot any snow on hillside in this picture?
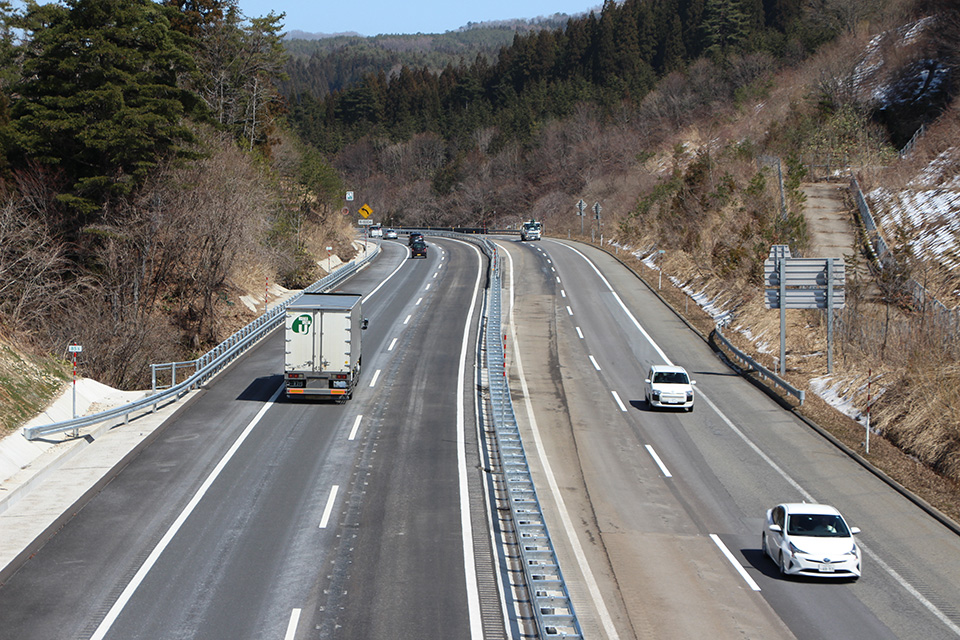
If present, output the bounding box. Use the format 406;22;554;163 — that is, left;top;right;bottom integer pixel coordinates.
867;149;960;274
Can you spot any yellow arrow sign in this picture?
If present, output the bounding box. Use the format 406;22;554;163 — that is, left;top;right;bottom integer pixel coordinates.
359;204;373;219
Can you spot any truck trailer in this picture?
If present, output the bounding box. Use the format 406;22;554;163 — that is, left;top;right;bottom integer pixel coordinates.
284;293;366;399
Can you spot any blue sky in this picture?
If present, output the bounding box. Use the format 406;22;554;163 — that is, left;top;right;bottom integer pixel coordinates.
237;1;599;37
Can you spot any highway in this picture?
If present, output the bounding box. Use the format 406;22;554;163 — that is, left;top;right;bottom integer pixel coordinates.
3;231;960;640
498;237;960;640
0;237;497;640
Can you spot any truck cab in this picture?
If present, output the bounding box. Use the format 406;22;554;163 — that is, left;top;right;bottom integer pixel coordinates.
520;220;542;241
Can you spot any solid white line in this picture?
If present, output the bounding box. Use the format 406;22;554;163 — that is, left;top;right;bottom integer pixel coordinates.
348;414;362;441
362;250;408;303
369;369;381;387
90;385;284;640
284;608;302;640
388;337;398;351
611;390;627;412
403;314;411;325
563;243;960;635
456;242;485;639
566;306;573;316
645;444;672;478
576;326;584;339
710;534;761;591
502;247;621;640
318;485;339;529
589;355;601;371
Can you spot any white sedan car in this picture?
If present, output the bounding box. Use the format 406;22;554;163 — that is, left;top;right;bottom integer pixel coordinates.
384;228;398;239
762;503;862;579
644;365;695;411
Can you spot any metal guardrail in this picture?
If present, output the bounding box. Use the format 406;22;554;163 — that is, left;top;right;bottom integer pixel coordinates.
714;324;805;405
423;229;583;637
23;243;381;441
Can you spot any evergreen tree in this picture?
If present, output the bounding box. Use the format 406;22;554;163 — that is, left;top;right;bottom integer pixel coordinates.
9;0;201;214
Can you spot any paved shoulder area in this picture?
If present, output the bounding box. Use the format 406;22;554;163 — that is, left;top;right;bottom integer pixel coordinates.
0;382;198;584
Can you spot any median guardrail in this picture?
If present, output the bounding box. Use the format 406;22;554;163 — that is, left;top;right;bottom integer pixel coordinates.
424;230;584;638
22;243;381;441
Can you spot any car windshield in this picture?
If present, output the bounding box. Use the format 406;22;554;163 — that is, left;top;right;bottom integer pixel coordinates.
786;513;850;537
654;371;689;384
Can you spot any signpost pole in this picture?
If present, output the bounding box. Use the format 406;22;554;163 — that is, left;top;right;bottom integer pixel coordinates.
779;256;787;376
68;343;83;437
827;259;834;373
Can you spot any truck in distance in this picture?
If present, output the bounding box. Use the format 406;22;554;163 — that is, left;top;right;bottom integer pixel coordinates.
520;219;542;241
284;293;367;400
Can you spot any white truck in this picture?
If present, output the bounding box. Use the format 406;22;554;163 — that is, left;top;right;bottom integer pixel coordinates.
520;219;542;241
284;293;367;399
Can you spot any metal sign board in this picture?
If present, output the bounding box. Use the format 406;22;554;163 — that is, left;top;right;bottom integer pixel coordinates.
765;289;846;309
359;204;373;218
764;257;845;288
346;191;354;201
68;344;83;353
358;219;374;226
576;199;586;214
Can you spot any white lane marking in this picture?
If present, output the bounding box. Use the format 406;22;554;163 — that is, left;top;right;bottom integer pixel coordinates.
362;249;408;303
561;289;567;298
403;314;412;325
710;534;761;592
566;306;573;316
348;414;362;441
556;276;561;283
438;262;444;269
563;243;960;636
576;326;584;339
560;244;672;364
416;297;423;306
388;337;398;351
502;246;621;640
645;444;672;478
318;485;339;529
433;272;438;278
369;369;381;387
551;267;556;272
284;608;302;640
455;242;486;639
611;390;627;412
90;385;284;640
425;283;432;290
589;355;601;371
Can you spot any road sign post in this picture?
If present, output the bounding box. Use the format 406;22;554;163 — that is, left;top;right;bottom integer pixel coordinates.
576;199;586;234
68;343;83;435
764;245;845;375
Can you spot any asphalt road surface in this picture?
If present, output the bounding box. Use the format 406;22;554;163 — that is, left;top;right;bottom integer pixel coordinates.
0;237;497;640
499;237;960;640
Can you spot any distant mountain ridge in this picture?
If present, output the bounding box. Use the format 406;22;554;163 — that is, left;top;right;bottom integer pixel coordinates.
282;14;578;98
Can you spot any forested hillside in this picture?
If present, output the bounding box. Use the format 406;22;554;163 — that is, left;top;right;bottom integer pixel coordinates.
0;0;349;401
282;17;574;98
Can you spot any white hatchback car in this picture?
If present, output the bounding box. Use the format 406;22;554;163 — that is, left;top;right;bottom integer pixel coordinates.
644;365;695;411
762;503;861;579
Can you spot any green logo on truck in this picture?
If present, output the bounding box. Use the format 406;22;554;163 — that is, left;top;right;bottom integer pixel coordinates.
292;314;312;334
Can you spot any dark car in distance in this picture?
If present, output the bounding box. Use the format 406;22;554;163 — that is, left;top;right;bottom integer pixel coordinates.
408;232;424;246
410;240;427;258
